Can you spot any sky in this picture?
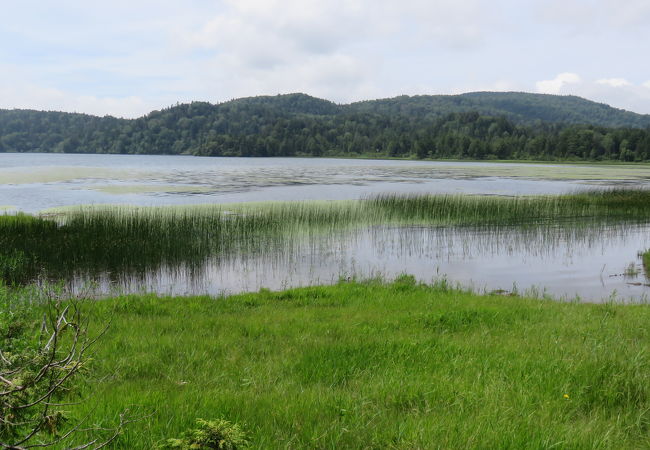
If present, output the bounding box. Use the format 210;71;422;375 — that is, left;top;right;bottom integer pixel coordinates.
1;0;649;118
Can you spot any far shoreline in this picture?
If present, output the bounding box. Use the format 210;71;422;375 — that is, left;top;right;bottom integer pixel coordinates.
3;150;650;167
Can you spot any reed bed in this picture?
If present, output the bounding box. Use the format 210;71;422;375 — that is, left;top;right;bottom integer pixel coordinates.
368;188;650;226
2;188;650;285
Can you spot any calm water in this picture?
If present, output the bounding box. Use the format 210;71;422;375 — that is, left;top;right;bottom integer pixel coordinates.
64;223;650;303
3;153;650;302
3;153;650;213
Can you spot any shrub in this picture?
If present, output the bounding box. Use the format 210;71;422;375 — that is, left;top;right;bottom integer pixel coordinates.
162;418;250;449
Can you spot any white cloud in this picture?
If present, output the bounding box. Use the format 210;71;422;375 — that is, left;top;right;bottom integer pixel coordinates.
181;0;492;67
537;0;650;29
0;85;151;118
194;51;378;104
602;0;650;27
533;73;650;114
170;1;381;103
580;84;650;114
165;0;500;105
184;0;491;52
451;79;522;95
70;96;151;118
596;78;632;88
0;65;152;117
2;1;650;115
536;73;582;94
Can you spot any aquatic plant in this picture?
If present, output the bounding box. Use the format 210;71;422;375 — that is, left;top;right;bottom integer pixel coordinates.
642;250;650;277
624;262;641;278
368;188;650;226
2;189;650;287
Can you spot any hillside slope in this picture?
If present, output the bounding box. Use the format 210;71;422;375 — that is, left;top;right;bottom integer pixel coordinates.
1;92;649;161
347;92;650;128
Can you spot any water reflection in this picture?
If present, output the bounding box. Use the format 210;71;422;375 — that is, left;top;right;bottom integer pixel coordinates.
58;222;650;303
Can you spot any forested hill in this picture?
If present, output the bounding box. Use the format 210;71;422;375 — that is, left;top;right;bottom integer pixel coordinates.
348;92;650;128
1;92;650;161
171;92;650;127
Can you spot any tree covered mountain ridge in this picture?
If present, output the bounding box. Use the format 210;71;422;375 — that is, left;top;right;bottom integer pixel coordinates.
1;92;650;161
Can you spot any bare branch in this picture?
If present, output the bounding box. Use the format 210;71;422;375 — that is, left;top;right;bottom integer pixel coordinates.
0;288;135;450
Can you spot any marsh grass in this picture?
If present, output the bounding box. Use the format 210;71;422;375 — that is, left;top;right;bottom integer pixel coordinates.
3;189;650;286
643;250;650;278
19;278;647;449
368;188;650;226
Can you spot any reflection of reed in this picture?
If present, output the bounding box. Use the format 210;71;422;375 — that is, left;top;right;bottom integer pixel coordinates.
2;189;650;296
366;222;645;260
59;221;650;299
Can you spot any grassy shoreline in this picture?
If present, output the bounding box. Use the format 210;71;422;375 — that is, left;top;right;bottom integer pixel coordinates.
7;150;650;166
5;278;646;448
298;153;650;166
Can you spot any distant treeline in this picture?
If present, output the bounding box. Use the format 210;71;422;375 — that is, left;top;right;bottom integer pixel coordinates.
1;92;650;161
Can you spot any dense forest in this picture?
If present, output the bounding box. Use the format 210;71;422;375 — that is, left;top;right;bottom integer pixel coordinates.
1;92;650;161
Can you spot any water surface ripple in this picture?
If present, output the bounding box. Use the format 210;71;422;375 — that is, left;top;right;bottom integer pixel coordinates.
3;154;650;212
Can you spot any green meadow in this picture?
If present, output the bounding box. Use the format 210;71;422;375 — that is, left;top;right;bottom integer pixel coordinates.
3;278;649;448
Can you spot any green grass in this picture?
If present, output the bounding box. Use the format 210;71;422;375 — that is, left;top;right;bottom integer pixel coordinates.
368;188;650;225
3;188;650;285
15;277;644;448
643;250;650;277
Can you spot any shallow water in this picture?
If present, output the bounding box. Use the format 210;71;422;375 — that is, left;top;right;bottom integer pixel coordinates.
59;222;650;303
3;153;650;213
4;153;650;302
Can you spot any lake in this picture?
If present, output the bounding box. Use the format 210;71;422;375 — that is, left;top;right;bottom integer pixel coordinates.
3;153;650;213
2;153;650;302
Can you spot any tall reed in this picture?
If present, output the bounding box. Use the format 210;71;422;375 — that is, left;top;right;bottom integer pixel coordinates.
367;188;650;226
2;188;650;285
